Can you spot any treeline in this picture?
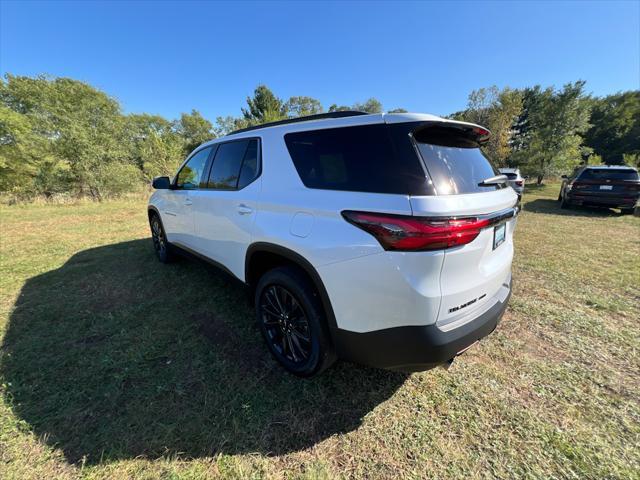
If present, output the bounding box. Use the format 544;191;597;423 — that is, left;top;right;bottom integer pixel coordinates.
452;82;640;183
1;74;638;200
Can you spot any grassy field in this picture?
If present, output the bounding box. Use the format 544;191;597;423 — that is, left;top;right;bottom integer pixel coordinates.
0;184;638;479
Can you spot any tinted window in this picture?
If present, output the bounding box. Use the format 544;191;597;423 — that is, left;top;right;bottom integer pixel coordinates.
502;172;518;180
208;140;249;189
237;139;260;189
414;128;500;194
175;147;211;189
284;124;429;194
579;169;639;181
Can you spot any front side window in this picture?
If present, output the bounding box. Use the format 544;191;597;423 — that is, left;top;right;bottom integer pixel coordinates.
175;147;212;189
208;139;260;190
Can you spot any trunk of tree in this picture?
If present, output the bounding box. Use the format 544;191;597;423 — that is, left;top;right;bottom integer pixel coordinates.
537;175;544;185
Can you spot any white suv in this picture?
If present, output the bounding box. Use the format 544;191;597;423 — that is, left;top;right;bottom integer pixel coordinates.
148;112;518;376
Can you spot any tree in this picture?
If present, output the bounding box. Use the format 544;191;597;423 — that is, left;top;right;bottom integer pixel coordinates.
328;104;351;112
175;109;214;154
353;98;383;113
285;96;323;118
583;91;640;165
512;81;591;184
138;130;185;180
452;86;523;167
242;85;287;125
388;108;408;113
0;74;135;199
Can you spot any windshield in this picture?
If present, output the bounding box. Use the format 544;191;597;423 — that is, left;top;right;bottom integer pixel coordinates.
579;169;639;181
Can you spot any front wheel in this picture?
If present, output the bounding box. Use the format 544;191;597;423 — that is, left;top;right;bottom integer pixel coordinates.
149;213;175;263
559;192;571;209
255;266;336;377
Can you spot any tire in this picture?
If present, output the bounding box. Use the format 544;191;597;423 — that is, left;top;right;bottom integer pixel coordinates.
149;212;175;263
621;207;634;215
560;193;571;209
255;266;336;377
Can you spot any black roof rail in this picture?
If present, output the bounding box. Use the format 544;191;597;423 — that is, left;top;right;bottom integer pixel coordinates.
228;111;369;135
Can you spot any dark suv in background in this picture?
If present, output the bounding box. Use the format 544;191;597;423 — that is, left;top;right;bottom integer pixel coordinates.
559;166;639;214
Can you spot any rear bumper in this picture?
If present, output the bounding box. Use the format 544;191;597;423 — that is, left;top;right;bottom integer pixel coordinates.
332;279;511;372
567;193;638;207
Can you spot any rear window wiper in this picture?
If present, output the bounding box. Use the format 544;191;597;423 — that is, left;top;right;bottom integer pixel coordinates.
478;174;508;187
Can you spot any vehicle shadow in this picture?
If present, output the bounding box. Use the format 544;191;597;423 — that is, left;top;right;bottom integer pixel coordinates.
1;239;406;464
524;198;624;217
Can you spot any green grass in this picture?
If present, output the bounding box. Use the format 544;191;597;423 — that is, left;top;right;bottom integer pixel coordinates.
1;185;639;479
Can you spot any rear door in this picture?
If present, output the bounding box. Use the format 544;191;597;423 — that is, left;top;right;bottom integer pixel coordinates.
191;138;262;279
403;123;518;325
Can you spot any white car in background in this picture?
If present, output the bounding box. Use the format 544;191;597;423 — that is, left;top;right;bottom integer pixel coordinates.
148;112;519;376
499;168;525;200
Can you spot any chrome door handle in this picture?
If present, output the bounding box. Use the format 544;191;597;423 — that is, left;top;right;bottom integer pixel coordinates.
184;199;193;206
237;204;253;215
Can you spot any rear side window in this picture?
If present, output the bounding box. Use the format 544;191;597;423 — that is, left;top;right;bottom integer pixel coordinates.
284;124;430;194
208;139;260;190
579;169;639;181
413;127;500;195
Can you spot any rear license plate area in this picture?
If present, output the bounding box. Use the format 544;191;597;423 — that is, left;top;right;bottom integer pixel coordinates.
493;223;506;250
600;185;613;190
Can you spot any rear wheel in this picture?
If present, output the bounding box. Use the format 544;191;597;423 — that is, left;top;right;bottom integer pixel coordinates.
621;207;634;215
149;213;175;263
255;266;336;377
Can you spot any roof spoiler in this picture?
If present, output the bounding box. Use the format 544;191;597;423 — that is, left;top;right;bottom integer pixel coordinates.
411;121;491;148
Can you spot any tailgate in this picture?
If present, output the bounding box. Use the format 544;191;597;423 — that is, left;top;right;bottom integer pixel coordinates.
410;188;517;325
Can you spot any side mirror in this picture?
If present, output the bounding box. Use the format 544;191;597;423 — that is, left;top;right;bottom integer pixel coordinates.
561;175;568;179
152;176;171;189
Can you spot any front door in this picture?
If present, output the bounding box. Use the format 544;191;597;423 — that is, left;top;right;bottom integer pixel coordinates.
162;146;213;248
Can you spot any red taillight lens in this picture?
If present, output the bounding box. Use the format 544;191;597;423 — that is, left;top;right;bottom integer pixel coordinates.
342;211;490;251
515;180;524;186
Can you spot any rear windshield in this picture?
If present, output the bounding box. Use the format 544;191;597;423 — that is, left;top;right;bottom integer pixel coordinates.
413;126;501;195
502;172;518;180
284;124;431;194
579;169;639;181
284;122;500;195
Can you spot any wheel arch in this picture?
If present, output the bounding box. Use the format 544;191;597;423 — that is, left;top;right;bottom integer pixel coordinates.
147;205;161;221
245;243;338;330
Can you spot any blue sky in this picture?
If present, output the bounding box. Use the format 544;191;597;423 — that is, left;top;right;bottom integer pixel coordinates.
1;1;638;121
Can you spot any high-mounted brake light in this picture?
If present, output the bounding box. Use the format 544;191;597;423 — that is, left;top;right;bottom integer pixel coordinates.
472;126;491;143
342;211;491;251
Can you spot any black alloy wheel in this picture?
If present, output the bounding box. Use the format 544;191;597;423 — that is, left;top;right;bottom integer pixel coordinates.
255;266;336;376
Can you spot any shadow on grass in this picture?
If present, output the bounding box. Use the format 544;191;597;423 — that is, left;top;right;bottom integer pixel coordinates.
524;198;624;217
1;239;406;464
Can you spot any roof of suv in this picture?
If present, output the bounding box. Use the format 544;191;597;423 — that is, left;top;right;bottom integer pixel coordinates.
221;112;485;140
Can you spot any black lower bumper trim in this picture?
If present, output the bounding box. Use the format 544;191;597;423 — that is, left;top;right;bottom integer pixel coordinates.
567;194;638;208
332;284;511;372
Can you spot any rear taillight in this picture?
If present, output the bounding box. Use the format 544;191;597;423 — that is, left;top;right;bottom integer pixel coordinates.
342;211;491;251
515;180;524;187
